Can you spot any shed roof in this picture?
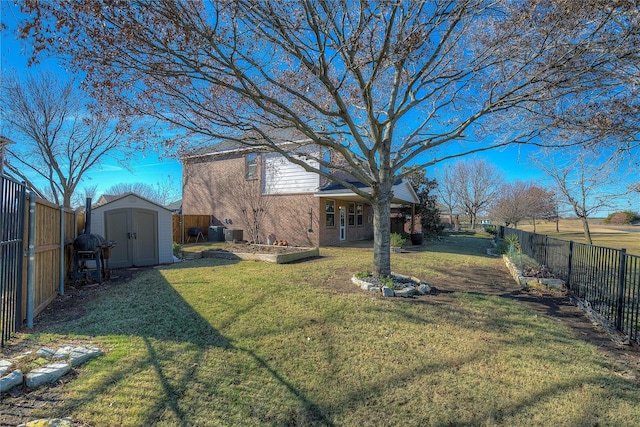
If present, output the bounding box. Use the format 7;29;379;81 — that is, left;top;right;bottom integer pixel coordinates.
92;192;172;212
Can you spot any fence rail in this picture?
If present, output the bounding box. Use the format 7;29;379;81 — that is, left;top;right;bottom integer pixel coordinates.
501;226;640;346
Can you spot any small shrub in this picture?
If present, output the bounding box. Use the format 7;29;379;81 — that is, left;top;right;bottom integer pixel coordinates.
390;233;406;247
604;210;640;225
354;270;372;279
380;276;395;290
504;235;520;250
495;242;510;254
172;242;182;257
485;226;498;236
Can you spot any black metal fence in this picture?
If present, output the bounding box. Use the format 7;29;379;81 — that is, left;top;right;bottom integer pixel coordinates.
1;175;27;347
500;226;640;346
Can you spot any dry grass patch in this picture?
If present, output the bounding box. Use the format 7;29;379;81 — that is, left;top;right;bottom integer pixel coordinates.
518;219;640;255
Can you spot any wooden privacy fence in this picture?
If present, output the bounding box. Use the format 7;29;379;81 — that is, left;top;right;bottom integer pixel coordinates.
172;214;213;244
501;226;640;346
25;197;78;325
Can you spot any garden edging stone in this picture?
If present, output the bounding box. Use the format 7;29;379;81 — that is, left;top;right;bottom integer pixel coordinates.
0;344;103;393
352;273;432;297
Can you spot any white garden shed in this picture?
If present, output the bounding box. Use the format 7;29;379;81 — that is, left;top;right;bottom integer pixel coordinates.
90;192;173;268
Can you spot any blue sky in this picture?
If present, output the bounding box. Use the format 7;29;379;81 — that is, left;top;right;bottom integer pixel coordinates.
1;3;634;213
1;2;182;200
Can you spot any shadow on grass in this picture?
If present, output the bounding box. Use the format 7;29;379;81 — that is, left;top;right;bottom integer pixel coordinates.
368;293;640;424
29;259;335;426
18;246;639;426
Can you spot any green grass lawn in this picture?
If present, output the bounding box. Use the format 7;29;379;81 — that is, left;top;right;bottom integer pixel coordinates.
8;235;640;426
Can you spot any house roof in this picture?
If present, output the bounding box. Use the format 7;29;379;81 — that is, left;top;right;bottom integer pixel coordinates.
316;179;419;204
183;127;312;159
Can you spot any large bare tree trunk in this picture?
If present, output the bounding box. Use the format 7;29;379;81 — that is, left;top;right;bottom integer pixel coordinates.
372;196;392;278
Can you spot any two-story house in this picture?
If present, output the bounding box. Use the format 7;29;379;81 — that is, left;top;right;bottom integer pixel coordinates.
182;140;418;247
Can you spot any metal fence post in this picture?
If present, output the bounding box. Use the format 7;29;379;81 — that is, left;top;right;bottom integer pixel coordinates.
59;205;65;296
616;249;627;332
26;192;36;329
566;240;573;291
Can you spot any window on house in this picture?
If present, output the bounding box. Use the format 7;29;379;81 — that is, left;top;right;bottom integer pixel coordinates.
325;200;335;227
245;153;258;180
348;203;355;226
356;204;364;226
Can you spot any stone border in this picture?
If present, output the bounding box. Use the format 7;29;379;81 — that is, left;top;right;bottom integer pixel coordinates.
502;254;631;346
352;272;432;298
1;345;103;393
503;255;565;291
203;247;319;264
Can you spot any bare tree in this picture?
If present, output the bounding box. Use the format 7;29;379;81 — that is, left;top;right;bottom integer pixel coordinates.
524;185;556;232
435;166;459;229
103;181;179;206
524;1;640;156
18;1;637;276
453;159;502;230
491;181;531;228
534;149;632;244
0;72;130;208
72;184;99;208
491;181;555;230
218;158;280;244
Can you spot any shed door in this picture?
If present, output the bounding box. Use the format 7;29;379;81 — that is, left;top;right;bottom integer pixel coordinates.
105;208;158;268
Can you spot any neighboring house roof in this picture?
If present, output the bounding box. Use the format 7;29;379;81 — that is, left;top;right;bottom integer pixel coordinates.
165;199;182;213
94;192;172;212
96;194;121;206
316;179;419;205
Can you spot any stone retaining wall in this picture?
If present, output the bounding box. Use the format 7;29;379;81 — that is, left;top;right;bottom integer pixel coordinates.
503;255;566;291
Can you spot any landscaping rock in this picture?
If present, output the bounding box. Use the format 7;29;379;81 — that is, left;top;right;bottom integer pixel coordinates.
53;345;76;360
395;287;416;298
416;283;431;295
1;344;103;394
69;346;103;367
18;418;73;427
541;278;565;290
0;369;23;393
25;362;71;388
37;347;56;358
381;286;395;297
0;359;12;376
353;274;433;298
